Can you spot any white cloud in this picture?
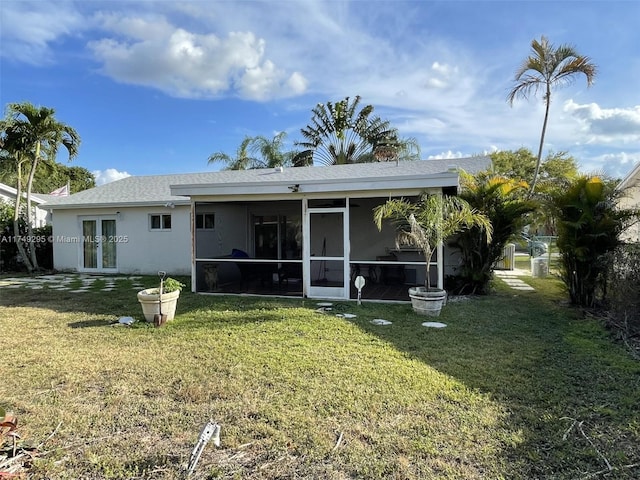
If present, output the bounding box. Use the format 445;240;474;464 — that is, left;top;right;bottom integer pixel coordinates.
424;62;459;90
0;1;86;64
564;100;640;143
583;151;640;179
427;151;465;160
88;14;308;100
93;169;131;186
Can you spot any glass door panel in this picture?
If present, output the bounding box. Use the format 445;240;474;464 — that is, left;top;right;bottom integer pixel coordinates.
102;219;117;269
81;217;117;271
82;220;97;269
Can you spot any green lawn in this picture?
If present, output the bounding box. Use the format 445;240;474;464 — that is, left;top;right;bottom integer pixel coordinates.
1;274;639;479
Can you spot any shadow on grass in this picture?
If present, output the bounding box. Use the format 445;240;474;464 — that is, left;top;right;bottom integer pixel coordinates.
352;283;640;479
2;274;639;478
68;318;116;328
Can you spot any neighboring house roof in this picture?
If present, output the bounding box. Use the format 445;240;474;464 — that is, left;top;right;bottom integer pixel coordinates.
617;161;640;191
0;182;49;204
44;157;491;210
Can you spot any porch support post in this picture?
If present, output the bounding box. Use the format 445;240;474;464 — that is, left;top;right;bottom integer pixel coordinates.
190;200;196;293
302;198;309;298
437;240;443;289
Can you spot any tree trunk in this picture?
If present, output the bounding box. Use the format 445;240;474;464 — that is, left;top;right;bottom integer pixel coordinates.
529;86;552;196
25;147;40;271
12;158;34;273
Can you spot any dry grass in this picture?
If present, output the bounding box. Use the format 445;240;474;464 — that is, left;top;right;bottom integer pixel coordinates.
1;274;639;479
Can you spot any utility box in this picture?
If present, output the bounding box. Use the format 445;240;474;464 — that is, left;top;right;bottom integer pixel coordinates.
496;243;516;270
531;256;549;278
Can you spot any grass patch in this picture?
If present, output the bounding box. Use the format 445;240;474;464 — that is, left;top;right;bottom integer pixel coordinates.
1;274;639;479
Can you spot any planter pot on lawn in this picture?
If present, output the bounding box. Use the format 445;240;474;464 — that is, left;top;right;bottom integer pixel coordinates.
137;289;180;322
408;286;447;317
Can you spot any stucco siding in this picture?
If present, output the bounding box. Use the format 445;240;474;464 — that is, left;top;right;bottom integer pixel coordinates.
619;184;640;242
51;206;191;275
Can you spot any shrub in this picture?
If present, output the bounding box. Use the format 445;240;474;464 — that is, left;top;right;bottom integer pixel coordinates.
451;173;538;294
550;176;638;308
605;243;640;345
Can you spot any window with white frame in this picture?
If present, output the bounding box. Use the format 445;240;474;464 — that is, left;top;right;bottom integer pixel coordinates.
150;214;172;230
195;213;215;230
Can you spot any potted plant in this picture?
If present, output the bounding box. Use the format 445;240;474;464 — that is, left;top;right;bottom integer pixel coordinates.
373;193;492;316
137;275;186;323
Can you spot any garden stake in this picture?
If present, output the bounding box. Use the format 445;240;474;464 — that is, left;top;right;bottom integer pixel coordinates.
154;271;167;327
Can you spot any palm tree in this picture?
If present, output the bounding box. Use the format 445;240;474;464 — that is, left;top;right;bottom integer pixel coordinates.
372;135;421;163
452;173;538;294
507;36;596;195
550;175;639;307
207;136;257;170
296;96;398;166
249;132;297;169
0;102;80;271
373;193;492;291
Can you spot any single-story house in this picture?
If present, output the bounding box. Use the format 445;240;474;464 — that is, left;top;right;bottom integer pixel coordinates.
1;182;53;228
617;161;640;242
44;157;490;301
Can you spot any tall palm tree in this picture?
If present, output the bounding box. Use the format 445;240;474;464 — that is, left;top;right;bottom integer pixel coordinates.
0;102;80;271
0;123;32;270
207;136;256;170
296;96;398;166
507;36;596;195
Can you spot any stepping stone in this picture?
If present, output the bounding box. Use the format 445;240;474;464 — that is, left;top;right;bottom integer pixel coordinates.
422;322;447;328
370;319;392;325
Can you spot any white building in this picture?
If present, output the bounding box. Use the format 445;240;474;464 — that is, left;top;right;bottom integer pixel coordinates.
617;162;640;243
0;182;52;228
45;158;490;301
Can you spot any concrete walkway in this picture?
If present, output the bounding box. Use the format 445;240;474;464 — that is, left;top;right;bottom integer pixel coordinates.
0;274;146;293
493;268;535;291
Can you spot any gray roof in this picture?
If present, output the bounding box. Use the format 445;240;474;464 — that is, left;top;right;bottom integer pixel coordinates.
0;182;51;204
44;157;490;209
617;161;640;191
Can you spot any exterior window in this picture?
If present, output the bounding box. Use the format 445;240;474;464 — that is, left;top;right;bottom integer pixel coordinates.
150;214;171;230
195;213;215;230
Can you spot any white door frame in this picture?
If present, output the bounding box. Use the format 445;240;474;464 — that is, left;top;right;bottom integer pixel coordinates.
303;200;350;299
77;216;118;273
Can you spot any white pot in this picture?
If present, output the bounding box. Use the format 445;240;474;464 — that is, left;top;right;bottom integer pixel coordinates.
408;286;447;317
137;288;181;322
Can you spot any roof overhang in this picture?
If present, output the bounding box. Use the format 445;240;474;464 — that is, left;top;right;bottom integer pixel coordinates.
617;162;640;191
44;200;191;211
170;171;459;199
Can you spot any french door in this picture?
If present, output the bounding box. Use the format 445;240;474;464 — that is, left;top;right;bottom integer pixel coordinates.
80;217;118;272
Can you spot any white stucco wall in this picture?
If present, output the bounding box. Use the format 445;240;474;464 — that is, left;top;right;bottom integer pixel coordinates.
619;184;640;242
51;205;191;275
195;203;250;258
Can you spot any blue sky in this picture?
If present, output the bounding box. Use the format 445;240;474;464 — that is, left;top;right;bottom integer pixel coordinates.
1;1;639;186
